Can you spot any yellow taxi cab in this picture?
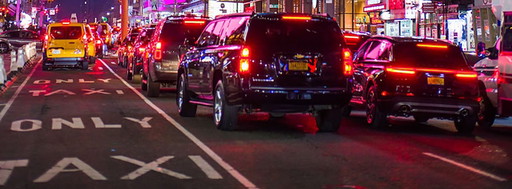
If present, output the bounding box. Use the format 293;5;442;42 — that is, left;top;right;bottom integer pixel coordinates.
84;24;97;63
99;22;112;47
43;21;89;70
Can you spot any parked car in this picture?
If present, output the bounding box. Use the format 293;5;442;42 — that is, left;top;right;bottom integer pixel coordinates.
342;31;371;53
141;15;209;97
0;29;43;52
350;36;479;134
177;13;354;131
126;24;157;82
43;21;89;70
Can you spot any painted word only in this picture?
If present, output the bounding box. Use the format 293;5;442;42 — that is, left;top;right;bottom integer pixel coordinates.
11;117;153;132
32;78;113;84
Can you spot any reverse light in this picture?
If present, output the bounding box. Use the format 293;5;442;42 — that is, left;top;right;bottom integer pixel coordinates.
154;42;162;60
342;48;353;76
282;16;312;20
416;44;448;49
239;47;250;74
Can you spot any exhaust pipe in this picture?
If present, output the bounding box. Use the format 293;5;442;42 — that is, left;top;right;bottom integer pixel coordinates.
399;105;411;115
458;108;470;117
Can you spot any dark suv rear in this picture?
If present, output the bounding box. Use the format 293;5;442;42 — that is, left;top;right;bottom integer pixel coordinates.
177;13;353;131
351;36;479;134
141;16;209;97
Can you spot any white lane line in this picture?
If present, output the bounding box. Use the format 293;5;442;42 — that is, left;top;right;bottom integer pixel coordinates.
0;58;40;123
423;152;507;182
110;61;116;65
99;59;258;189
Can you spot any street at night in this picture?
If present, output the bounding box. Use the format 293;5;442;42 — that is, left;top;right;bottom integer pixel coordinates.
0;54;510;188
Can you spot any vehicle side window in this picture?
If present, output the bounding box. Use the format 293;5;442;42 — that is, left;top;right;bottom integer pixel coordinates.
212;20;225;45
224;17;248;45
355;41;372;61
364;41;391;62
197;21;218;47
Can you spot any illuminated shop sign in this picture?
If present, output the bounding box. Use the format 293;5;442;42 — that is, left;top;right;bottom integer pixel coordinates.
367;0;382;5
364;4;385;12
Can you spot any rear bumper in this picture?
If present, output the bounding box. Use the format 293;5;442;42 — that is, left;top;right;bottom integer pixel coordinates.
44;57;85;67
378;96;480;118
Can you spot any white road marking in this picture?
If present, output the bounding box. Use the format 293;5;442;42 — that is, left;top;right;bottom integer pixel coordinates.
82;89;110;95
11;119;42;132
124;117;152;128
98;66;104;71
111;156;191;180
423;152;507;181
52;118;85;130
0;58;40;122
34;157;107;182
189;155;223;179
110;61;116;65
91;117;121;128
100;59;258;188
116;90;124;94
0;160;29;185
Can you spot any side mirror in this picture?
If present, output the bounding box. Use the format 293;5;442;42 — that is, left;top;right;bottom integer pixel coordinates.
487;47;499;60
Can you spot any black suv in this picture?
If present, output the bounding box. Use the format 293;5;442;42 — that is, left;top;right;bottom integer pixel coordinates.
351;36;479;133
141;15;209;97
126;24;156;81
177;13;353;131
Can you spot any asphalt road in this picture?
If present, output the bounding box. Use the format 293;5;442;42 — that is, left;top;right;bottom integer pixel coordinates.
0;54;512;188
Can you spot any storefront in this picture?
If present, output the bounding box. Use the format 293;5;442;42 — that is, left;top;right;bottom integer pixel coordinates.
363;0;385;34
384;0;415;37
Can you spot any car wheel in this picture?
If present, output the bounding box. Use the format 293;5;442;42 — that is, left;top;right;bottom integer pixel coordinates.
0;43;9;53
126;63;133;80
454;115;477;134
89;56;96;64
315;107;343;132
177;74;197;117
141;72;148;91
366;85;387;128
146;72;160;97
478;95;496;128
81;61;88;70
214;80;239;131
413;115;429;123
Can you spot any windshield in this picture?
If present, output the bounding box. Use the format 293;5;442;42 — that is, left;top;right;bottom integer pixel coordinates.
50;26;83;39
394;43;470;70
246;19;343;57
160;22;206;48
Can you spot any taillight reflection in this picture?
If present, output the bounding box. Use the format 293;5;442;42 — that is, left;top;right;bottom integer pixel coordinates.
154;42;162;60
239;47;250;74
342;48;353;76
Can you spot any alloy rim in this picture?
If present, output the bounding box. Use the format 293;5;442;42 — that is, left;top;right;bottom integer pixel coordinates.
214;87;223;126
177;76;184;111
366;89;375;124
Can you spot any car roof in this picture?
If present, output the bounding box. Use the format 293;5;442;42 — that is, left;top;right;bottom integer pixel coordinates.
49;22;85;27
369;36;454;45
215;12;336;22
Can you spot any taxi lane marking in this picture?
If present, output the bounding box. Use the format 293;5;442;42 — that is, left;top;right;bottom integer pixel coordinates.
111;156;191;180
116;90;124;94
0;160;29;185
83;89;110;95
99;59;258;188
34;157;107;182
423;152;507;181
110;61;116;65
11;117;154;131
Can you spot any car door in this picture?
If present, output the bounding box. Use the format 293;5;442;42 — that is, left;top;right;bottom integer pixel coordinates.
355;40;391;98
187;21;218;96
352;40;373;98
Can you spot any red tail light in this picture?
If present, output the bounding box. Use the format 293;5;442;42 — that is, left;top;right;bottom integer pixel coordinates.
239;47;250;74
386;67;416;75
154;42;162;60
139;47;145;53
96;39;102;44
455;72;478;78
44;34;48;41
282;16;312;20
342;48;353;76
416;44;448;49
184;20;206;25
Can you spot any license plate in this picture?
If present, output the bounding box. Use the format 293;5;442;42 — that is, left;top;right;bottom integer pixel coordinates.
288;61;308;71
52;49;61;54
427;76;444;85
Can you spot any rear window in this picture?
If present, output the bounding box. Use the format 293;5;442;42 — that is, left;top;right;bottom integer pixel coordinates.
160;21;207;47
502;27;512;52
394;43;469;69
50;26;83;39
246;19;343;55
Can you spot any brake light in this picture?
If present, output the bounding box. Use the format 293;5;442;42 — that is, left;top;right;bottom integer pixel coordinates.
139;47;145;53
44;34;48;41
386;67;416;74
239;47;250;74
282;16;312;20
62;21;70;25
344;35;360;40
96;39;102;44
154;42;162;60
416;44;448;49
184;20;206;24
456;72;477;78
342;48;353;76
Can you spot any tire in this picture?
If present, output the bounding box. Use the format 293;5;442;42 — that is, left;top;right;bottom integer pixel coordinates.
126;64;133;80
315;107;343;132
366;85;387;128
413;115;429;123
0;43;9;53
42;64;50;71
81;61;88;70
141;73;148;91
478;95;496;129
214;80;239;131
89;56;96;64
146;72;160;97
177;74;197;117
454;115;477;134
